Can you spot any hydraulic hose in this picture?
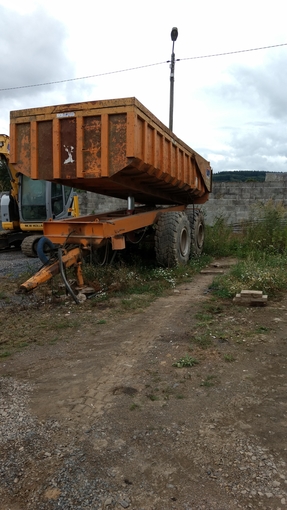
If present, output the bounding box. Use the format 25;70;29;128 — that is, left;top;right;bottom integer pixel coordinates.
37;236;55;265
58;247;80;304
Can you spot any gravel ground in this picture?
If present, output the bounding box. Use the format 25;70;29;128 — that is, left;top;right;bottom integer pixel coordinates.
0;250;42;277
1;254;287;509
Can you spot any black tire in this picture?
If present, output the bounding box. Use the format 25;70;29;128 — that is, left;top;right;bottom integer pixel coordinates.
21;235;42;258
155;212;191;267
36;236;55;265
186;209;205;257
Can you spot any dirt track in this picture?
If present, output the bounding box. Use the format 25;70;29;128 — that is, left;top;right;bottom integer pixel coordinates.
1;257;287;509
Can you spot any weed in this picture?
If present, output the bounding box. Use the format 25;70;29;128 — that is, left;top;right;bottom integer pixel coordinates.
0;350;11;358
82;254;211;303
190;334;213;350
90;292;109;304
18;342;29;349
51;320;80;330
200;375;217;387
151;373;161;383
49;337;58;345
211;255;287;299
147;394;160;401
195;312;214;324
255;326;269;334
204;217;240;257
96;319;106;325
224;354;236;362
130;403;140;411
173;355;199;368
216;331;229;342
203;303;224;315
176;394;185;399
121;298;145;311
162;386;174;399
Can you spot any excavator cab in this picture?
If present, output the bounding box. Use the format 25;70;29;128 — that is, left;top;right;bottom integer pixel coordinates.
19;174;77;225
1;133;79;253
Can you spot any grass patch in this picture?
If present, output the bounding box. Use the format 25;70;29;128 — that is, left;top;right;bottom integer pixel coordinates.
172;355;199;368
202;303;224;315
255;326;269;334
0;350;11;358
147;394;160;401
51;320;81;330
195;312;214;325
190;334;213;350
18;342;29;349
82;255;211;301
49;337;58;345
204;217;240;257
210;255;287;298
200;375;217;387
130;403;140;411
224;354;236;362
205;202;287;299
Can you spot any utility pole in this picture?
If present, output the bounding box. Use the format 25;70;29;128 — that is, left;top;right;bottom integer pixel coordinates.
169;27;178;131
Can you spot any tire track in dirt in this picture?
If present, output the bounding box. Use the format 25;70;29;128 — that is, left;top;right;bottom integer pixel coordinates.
66;272;219;424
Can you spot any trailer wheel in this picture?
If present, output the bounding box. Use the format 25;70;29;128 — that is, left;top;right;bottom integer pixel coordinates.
186;209;205;257
155;212;191;267
36;237;55;265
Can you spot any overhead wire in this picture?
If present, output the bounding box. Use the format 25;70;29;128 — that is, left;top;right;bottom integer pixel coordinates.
0;42;286;92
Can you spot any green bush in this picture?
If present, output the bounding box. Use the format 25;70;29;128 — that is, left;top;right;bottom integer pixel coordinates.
242;201;287;255
206;202;287;298
204;217;240;257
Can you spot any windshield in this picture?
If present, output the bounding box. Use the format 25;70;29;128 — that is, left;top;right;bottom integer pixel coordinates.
51;182;64;216
21;175;47;221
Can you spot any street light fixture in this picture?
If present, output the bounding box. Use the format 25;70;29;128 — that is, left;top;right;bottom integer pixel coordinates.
169;27;178;132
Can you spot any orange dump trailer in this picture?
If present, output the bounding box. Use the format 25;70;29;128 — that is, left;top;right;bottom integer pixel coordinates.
10;97;212;299
10;97;211;205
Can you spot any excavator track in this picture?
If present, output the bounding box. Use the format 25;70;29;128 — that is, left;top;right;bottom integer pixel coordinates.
21;235;42;258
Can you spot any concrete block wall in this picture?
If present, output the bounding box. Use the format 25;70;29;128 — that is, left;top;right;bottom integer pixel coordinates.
77;173;287;227
202;173;287;226
2;173;287;228
77;192;126;216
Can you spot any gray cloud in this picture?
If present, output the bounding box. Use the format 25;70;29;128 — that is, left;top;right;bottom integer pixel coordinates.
201;50;287;172
211;51;287;121
0;6;97;133
208;122;287;173
0;6;75;100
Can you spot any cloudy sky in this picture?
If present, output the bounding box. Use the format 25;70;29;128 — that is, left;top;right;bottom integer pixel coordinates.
0;0;286;173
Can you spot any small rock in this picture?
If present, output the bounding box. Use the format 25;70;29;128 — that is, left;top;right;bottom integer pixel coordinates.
77;293;87;303
103;497;114;507
119;500;130;508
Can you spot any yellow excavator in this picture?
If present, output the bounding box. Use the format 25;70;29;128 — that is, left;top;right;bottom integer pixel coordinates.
0;134;79;256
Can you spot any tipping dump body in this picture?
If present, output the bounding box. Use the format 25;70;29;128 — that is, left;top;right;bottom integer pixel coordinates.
10;97;212;206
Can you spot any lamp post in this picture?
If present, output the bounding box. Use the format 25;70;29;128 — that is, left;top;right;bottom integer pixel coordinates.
169;27;178;132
